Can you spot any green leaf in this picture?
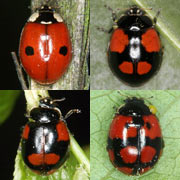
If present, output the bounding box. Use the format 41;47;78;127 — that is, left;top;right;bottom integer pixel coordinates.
0;90;20;125
90;90;180;180
91;0;180;89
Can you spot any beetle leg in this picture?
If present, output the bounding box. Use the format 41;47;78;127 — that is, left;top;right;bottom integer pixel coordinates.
104;4;117;22
96;26;110;33
11;52;28;90
153;9;161;25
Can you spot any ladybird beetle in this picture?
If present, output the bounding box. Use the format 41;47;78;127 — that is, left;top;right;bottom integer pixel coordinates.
108;6;162;86
21;97;80;175
107;97;164;175
19;5;72;85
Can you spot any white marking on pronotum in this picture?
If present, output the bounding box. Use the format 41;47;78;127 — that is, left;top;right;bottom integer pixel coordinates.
54;13;63;22
28;12;39;22
40;21;52;24
130;26;140;31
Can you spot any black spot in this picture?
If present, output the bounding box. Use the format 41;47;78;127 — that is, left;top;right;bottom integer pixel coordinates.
133;116;144;126
25;46;34;56
146;122;151;129
59;46;68;56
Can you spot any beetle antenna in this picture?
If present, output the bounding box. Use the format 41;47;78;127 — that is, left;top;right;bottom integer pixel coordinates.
64;109;81;120
117;91;131;99
52;97;66;103
145;96;153;99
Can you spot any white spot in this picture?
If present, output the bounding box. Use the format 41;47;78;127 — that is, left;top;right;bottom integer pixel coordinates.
35;128;44;153
39;115;49;122
140;128;146;150
128;147;138;155
28;12;39;22
40;21;52;24
44;128;55;152
129;37;141;60
130;26;140;31
54;13;63;22
39;35;52;62
122;127;127;146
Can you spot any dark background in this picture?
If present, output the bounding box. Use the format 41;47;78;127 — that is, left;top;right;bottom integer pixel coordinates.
0;90;90;179
0;0;31;89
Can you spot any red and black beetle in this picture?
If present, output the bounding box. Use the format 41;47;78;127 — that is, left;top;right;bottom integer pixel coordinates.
107;97;164;175
21;97;80;175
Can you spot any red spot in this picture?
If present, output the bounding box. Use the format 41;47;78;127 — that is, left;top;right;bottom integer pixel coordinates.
28;153;60;166
141;146;156;163
28;154;43;166
119;62;133;74
137;62;152;75
142;115;162;139
127;126;137;137
117;167;132;175
22;124;30;139
56;121;69;141
120;146;138;163
109;115;133;139
108;150;115;162
44;153;60;165
141;28;161;53
110;29;129;53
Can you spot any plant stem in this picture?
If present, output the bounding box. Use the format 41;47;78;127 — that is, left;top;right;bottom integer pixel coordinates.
24;90;49;111
70;134;90;175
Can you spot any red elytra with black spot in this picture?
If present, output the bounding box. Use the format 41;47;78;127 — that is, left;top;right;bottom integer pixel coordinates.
21;97;80;175
19;5;72;85
107;97;164;175
108;6;162;86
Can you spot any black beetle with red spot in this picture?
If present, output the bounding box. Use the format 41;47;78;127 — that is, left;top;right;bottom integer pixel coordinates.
107;97;164;175
21;97;81;175
108;6;163;86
